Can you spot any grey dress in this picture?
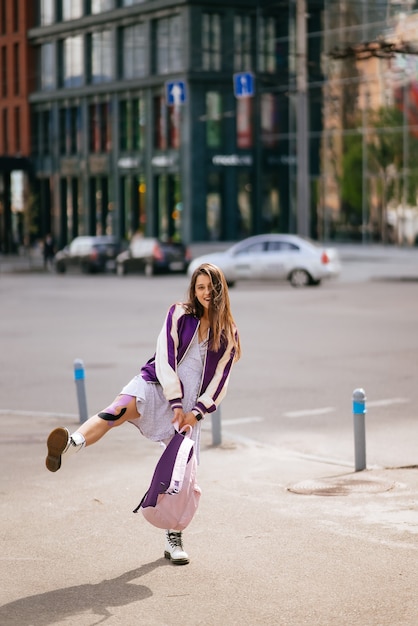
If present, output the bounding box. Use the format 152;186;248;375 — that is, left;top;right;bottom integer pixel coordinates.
121;332;208;460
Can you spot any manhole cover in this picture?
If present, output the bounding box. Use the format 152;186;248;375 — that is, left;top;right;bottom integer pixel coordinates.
288;476;395;496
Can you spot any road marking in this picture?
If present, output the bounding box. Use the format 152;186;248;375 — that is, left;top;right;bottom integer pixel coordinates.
283;398;410;418
0;409;78;419
283;407;335;418
366;398;409;408
203;416;264;428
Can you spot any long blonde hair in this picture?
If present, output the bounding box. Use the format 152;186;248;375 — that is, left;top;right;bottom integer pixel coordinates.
185;263;241;360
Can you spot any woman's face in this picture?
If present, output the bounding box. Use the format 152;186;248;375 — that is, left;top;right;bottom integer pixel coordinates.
194;273;212;311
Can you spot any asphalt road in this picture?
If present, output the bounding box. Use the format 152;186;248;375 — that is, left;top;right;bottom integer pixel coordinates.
1;249;417;470
1;250;418;625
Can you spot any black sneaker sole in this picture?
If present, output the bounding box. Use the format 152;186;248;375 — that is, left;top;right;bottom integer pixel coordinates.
46;427;69;472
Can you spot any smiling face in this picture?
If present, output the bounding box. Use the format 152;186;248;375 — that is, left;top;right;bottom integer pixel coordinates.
194;273;212;313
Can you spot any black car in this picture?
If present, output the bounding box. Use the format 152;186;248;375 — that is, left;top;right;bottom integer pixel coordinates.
54;236;121;274
116;237;191;276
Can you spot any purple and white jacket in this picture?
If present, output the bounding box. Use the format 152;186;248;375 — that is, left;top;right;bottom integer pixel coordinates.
141;303;238;418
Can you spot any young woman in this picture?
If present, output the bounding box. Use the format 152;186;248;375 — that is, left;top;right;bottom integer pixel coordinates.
45;263;241;565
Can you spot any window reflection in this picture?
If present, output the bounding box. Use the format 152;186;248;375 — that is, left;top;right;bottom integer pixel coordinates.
206;92;222;149
63;36;84;88
91;0;114;14
119;98;145;151
40;43;55;90
62;0;83;21
156;15;183;74
91;30;113;83
202;13;221;71
123;23;146;78
40;0;54;25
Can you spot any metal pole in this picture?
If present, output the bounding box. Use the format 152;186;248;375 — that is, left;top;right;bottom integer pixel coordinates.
352;388;367;471
74;358;88;424
361;88;368;244
296;0;310;236
211;407;222;446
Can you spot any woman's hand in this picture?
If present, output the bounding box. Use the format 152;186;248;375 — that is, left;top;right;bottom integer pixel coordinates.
171;407;185;429
172;409;198;431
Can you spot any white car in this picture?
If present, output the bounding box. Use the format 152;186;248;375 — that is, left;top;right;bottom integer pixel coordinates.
187;234;341;287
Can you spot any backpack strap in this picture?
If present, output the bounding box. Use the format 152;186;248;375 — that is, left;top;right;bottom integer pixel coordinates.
166;435;194;494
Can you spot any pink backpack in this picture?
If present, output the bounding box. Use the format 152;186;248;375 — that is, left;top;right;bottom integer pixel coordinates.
133;426;201;531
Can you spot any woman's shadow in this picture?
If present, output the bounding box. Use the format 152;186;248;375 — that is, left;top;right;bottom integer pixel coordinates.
0;559;168;625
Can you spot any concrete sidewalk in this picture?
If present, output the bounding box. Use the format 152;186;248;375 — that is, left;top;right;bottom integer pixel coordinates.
1;412;418;625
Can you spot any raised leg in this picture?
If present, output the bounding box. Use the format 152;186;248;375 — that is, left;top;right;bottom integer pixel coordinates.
46;394;140;471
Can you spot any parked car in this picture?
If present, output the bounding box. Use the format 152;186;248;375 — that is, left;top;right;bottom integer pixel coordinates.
54;236;121;274
187;234;341;287
116;237;191;276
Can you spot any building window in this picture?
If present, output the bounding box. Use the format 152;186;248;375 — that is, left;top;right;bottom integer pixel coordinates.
206;92;222;149
59;106;82;155
1;46;7;97
206;172;222;240
234;15;252;72
122;23;146;79
122;0;146;5
0;0;5;35
40;43;55;90
168;105;180;149
152;94;181;150
13;43;19;95
40;110;51;155
89;102;111;153
91;30;113;84
261;93;278;148
2;108;8;153
156;15;183;74
122;24;146;78
91;0;114;13
62;0;83;21
119;98;145;152
258;17;276;73
202;13;221;71
236;98;253;149
40;0;55;25
153;95;167;150
237;171;252;237
12;1;18;32
63;36;84;88
14;107;20;152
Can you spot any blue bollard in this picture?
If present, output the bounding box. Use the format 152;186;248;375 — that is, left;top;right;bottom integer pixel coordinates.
352;388;367;471
74;359;88;424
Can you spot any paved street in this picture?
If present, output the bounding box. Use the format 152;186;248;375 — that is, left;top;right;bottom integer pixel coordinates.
1;248;418;625
1;247;418;468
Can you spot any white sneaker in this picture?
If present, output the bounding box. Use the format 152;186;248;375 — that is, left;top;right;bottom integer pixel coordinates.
45;427;85;472
164;530;190;565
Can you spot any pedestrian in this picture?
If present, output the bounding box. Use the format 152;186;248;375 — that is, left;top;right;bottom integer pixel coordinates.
45;262;241;565
43;233;55;270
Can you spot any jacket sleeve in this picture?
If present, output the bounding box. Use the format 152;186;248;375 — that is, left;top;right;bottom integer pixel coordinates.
193;334;237;417
155;303;184;410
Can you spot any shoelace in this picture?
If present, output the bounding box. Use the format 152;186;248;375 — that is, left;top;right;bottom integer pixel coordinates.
167;531;183;549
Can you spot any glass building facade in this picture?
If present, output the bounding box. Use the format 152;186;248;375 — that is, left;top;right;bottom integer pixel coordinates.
2;0;418;253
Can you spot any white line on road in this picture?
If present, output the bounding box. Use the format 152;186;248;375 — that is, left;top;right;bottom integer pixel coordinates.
366;398;409;408
0;409;78;419
283;407;335;418
203;416;264;428
282;397;410;418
